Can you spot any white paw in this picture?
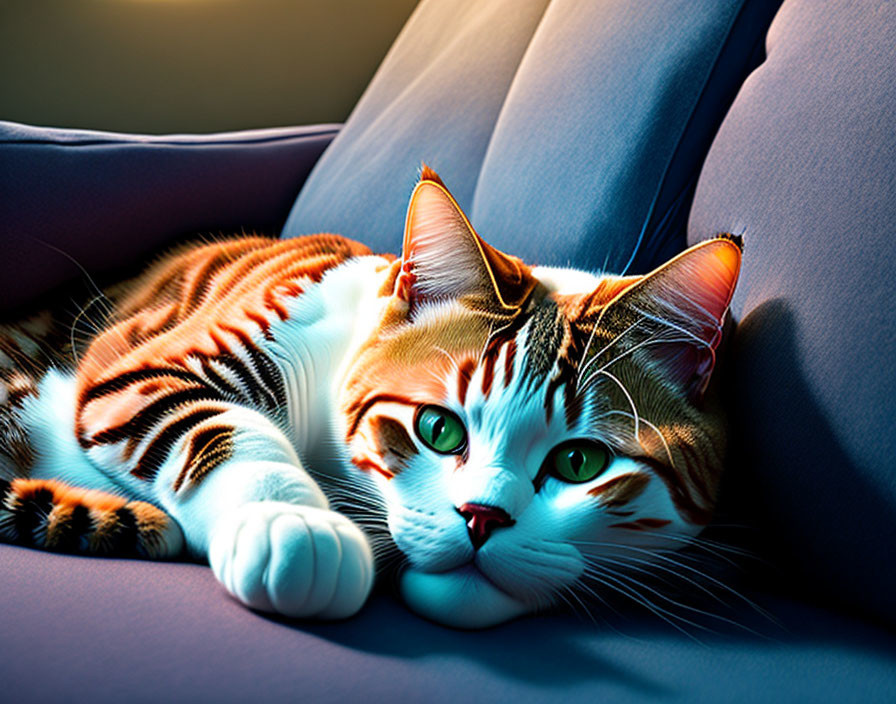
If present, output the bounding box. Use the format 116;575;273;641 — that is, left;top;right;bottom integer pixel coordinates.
208;502;374;619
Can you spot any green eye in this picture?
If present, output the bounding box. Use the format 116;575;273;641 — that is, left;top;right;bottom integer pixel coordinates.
415;405;467;454
550;441;611;483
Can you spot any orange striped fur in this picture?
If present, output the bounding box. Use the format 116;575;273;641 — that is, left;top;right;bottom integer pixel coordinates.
0;478;180;557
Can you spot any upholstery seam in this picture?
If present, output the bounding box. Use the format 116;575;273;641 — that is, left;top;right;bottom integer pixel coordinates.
468;0;553;210
0;127;340;149
620;1;754;275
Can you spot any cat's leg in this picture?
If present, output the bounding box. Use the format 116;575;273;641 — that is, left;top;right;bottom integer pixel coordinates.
76;359;374;619
147;405;374;620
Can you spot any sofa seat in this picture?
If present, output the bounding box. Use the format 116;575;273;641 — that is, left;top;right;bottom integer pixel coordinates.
3;542;894;703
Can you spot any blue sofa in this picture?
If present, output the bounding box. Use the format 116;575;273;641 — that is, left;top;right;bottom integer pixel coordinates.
2;1;895;701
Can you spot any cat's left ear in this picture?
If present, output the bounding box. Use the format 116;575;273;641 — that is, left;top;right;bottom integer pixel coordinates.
597;236;743;401
394;166;539;313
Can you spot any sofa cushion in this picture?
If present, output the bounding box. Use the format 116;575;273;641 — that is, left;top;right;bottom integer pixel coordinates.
284;0;550;246
3;543;895;704
687;0;896;623
0;122;339;312
284;0;781;275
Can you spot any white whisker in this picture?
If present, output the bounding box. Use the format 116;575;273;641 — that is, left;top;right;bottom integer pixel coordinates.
586;562;739;637
593;369;640;442
577;315;646;384
574;540;777;624
630;306;715;351
581;563;707;643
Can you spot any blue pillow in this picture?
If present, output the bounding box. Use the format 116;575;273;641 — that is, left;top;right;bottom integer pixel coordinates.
0;122;338;311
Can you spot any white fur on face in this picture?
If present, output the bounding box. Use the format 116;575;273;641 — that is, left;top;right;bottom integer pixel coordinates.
371;318;692;616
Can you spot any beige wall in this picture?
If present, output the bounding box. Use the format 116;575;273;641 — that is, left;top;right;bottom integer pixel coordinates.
0;0;418;134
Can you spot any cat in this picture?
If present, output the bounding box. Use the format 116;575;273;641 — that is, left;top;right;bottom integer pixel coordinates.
0;167;741;629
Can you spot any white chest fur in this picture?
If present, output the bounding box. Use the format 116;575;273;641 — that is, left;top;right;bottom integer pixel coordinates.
261;255;391;477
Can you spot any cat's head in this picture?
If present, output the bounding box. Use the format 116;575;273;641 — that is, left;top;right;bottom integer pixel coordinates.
339;167;741;628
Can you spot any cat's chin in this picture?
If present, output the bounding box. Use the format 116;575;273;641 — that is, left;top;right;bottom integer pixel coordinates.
400;565;529;629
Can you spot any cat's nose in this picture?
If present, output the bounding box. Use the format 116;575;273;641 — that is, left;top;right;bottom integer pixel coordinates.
456;502;515;550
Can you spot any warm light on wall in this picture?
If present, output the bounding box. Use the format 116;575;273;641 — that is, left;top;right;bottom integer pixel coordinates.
0;0;420;133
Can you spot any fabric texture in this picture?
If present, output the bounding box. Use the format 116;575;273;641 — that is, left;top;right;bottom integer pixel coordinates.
687;0;896;624
284;0;781;276
0;121;339;311
3;542;895;704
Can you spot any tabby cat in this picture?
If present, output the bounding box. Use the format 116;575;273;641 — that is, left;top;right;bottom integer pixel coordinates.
0;168;741;628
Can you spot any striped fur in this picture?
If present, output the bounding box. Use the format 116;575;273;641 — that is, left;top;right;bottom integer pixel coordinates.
0;478;181;557
75;234;370;493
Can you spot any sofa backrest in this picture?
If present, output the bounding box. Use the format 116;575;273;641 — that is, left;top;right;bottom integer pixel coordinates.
284;0;780;275
0;124;339;310
688;0;896;623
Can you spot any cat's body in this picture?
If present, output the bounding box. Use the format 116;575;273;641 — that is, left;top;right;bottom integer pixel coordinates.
0;168;741;628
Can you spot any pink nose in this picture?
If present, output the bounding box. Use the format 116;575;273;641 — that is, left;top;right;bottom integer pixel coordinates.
457;502;515;550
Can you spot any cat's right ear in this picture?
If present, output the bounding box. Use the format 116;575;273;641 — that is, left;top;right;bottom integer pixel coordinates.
392;165;538;316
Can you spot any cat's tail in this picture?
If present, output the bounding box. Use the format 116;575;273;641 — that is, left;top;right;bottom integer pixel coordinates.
0;477;183;558
0;310;182;559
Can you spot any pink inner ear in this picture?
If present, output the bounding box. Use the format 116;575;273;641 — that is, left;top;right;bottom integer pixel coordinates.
397;181;485;303
626;238;742;400
678;239;742;329
646;239;741;348
659;342;714;399
396;178;536;311
405;184;467;260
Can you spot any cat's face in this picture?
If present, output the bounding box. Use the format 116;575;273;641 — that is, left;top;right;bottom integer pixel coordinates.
340;168;741;627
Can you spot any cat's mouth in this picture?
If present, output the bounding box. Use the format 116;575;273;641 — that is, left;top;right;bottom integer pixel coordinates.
457;560;510;594
399;563;528;628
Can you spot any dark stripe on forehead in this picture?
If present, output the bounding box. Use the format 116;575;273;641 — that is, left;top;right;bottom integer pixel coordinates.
544;377;560;425
563;381;585;429
457;359;476;406
522;299;565;385
503;339;517;387
481;349;497;398
542;334;580;427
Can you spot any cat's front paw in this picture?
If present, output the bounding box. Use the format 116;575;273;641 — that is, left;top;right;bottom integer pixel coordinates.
208;502;374;620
